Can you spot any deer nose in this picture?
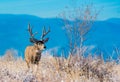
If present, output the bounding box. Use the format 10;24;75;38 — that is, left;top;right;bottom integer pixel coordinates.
44;46;46;49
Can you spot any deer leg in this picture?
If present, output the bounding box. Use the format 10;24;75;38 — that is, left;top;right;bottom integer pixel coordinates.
25;60;31;73
33;57;39;74
25;60;30;68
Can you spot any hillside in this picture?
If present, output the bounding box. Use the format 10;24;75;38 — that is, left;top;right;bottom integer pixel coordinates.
0;14;120;59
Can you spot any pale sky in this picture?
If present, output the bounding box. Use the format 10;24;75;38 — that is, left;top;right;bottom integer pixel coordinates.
0;0;119;20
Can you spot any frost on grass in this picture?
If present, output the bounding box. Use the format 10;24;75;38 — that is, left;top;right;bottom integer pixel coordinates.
0;49;120;82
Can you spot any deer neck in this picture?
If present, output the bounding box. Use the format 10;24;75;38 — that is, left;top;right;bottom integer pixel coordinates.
34;45;42;53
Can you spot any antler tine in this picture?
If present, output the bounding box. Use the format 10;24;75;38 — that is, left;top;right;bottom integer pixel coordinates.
28;23;33;37
41;26;45;39
41;26;50;40
28;24;38;37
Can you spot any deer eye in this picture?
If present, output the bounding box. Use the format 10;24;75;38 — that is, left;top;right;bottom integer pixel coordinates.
38;43;41;45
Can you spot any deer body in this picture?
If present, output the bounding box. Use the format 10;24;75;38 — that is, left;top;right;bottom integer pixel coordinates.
25;45;43;68
25;24;50;68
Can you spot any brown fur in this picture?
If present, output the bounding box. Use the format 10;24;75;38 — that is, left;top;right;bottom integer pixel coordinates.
25;43;45;68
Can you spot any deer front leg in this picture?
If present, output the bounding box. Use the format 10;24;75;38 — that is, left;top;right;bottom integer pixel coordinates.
25;59;30;68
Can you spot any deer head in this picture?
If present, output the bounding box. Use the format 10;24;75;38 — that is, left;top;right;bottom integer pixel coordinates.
28;24;50;50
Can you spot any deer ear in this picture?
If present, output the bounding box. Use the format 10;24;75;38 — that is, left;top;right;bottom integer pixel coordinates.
43;38;49;43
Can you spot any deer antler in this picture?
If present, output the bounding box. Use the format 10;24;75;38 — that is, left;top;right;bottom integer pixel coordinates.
27;24;50;43
41;26;50;40
28;24;38;43
28;24;38;38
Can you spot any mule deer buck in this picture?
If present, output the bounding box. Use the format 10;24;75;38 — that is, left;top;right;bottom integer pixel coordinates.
25;24;50;68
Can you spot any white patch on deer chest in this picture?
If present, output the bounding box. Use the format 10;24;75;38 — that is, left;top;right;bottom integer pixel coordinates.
35;50;41;53
35;50;39;53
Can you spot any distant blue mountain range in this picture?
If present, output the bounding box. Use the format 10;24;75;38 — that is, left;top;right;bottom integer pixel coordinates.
0;14;120;59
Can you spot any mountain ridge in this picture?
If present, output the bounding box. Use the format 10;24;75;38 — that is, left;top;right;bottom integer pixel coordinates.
0;14;120;59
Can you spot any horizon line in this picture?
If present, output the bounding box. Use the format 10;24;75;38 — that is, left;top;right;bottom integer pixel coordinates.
0;13;120;21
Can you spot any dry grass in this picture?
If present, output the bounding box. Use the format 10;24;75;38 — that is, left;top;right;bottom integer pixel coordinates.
0;50;120;82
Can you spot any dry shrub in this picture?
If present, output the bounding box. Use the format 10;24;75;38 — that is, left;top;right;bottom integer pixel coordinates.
1;49;18;61
0;50;120;82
